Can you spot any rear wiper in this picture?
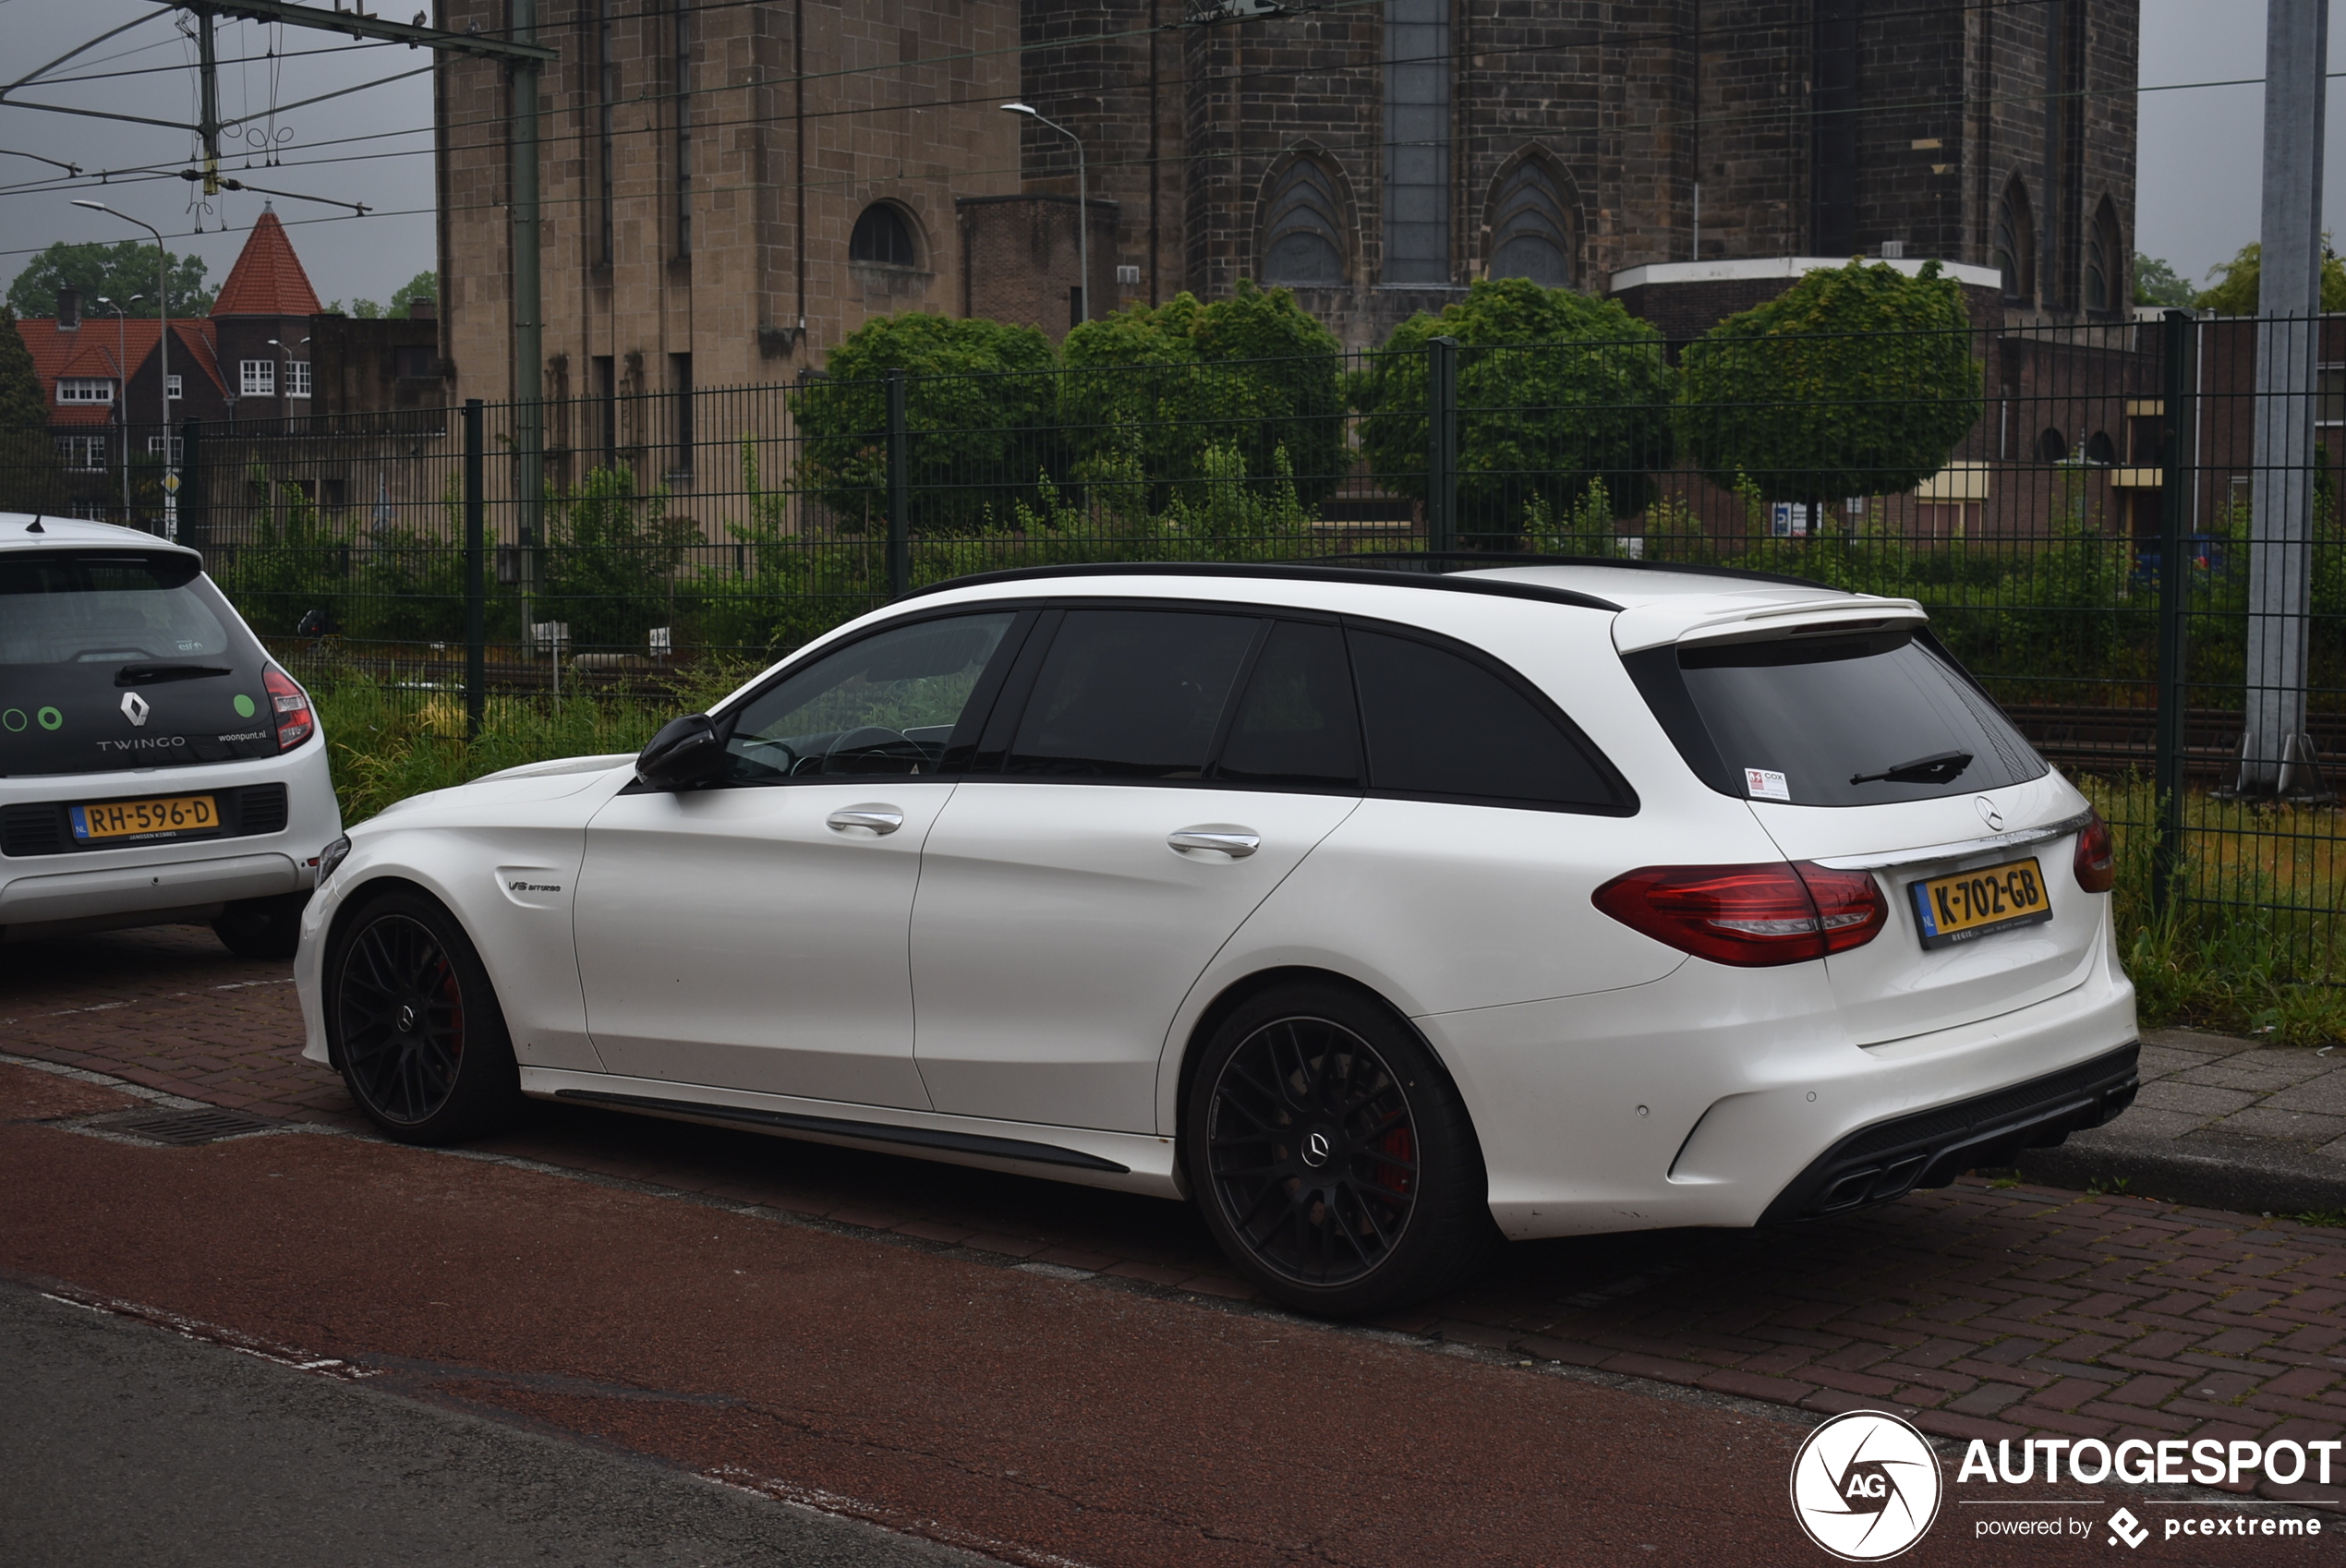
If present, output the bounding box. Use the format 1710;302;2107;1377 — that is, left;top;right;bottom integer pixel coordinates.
1850;750;1972;786
115;662;233;687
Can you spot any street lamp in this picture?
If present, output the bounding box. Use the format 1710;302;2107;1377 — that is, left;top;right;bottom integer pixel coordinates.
95;294;144;524
1001;102;1089;326
267;335;311;430
72;201;173;537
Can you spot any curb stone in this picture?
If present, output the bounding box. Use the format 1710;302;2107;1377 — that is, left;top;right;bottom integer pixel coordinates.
2016;1127;2346;1216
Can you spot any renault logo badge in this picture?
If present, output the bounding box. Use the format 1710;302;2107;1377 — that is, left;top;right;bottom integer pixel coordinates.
120;691;150;727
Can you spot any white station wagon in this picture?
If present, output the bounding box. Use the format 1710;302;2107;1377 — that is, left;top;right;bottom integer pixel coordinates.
296;562;2138;1313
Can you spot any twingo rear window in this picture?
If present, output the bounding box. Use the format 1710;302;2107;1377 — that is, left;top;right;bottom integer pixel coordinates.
0;552;237;665
1626;628;2048;808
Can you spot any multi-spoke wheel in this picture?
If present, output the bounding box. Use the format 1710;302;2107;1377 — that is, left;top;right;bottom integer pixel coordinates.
327;889;517;1143
1186;983;1497;1316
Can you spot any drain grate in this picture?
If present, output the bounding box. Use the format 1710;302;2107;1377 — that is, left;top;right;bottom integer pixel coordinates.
90;1107;282;1147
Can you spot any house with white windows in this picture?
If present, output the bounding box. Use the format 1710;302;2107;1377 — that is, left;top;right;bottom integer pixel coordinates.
14;206;442;525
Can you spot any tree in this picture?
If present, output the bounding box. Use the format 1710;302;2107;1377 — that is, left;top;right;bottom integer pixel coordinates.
2193;241;2346;314
331;269;440;319
6;240;213;318
2134;253;2194;309
790;312;1060;532
0;308;66;513
1675;259;1983;510
1061;280;1345;513
1351;276;1675;546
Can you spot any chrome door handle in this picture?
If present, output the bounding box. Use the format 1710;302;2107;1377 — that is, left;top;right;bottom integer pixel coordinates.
1168;826;1260;860
826;804;904;837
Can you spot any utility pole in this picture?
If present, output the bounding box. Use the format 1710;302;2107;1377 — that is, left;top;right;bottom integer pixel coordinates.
195;6;221;196
2237;0;2330;798
510;0;544;622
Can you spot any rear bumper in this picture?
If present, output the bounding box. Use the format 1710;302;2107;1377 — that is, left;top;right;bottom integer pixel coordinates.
1758;1043;2139;1223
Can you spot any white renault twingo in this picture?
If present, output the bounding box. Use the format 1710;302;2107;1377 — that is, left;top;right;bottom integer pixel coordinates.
296;561;2136;1314
0;514;340;958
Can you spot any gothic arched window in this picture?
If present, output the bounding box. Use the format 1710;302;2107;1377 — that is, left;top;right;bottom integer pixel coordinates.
1484;155;1575;288
1259;157;1348;287
1994;178;2036;303
849;203;920;269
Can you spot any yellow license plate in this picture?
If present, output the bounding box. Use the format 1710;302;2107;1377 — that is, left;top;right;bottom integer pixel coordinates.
1908;856;2054;949
71;793;220;844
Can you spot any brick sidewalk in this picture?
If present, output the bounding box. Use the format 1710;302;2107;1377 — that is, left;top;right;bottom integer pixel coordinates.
11;923;2346;1491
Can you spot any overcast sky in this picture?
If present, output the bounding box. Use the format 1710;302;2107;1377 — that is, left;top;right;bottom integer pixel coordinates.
0;0;2329;308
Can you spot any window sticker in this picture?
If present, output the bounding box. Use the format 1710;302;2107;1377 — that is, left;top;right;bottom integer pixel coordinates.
1745;767;1791;802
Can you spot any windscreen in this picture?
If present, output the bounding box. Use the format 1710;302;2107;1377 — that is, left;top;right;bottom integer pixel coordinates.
0;551;278;778
1637;630;2047;808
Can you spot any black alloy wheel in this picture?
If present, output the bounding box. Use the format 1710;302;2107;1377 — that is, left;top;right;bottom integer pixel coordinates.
1187;983;1497;1316
328;889;517;1143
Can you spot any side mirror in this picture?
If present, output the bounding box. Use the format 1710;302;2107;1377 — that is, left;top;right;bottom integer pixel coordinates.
635;713;727;790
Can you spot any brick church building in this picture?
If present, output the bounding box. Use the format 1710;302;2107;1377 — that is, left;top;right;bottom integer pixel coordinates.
430;1;2135;405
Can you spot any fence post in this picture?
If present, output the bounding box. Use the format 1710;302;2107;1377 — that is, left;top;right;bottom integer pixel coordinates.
1426;336;1458;559
885;368;911;598
2153;308;2195;913
175;416;201;549
463;399;486;742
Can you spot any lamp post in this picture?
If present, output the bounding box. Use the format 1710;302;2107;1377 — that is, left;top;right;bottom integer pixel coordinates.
95;294;144;524
71;201;172;537
1000;102;1089;326
267;335;311;431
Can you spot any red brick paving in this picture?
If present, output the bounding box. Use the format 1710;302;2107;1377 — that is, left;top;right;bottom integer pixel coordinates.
10;923;2346;1490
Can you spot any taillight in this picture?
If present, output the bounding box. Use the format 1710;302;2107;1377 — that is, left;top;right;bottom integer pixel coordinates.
265;667;315;751
1592;862;1887;967
2074;808;2115;894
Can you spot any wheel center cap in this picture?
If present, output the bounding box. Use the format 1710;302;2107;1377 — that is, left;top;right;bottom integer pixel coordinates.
1300;1127;1335;1169
395;1003;418;1034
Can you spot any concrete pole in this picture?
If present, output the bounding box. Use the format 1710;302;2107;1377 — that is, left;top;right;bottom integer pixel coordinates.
509;0;544;629
2240;0;2330;795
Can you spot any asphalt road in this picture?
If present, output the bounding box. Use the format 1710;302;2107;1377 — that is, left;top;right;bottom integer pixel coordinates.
0;1283;981;1568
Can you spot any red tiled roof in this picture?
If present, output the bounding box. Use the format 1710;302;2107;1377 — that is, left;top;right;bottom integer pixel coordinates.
15;316;224;426
210;208;322;318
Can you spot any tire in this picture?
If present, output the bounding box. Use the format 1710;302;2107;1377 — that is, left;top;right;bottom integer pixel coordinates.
212;893;309;960
324;887;520;1144
1183;982;1499;1317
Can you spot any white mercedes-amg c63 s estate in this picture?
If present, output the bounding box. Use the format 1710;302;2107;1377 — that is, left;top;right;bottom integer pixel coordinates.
295;561;2138;1313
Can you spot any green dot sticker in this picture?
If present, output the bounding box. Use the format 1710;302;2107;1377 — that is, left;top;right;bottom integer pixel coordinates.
36;706;62;731
1;708;23;732
234;694;257;719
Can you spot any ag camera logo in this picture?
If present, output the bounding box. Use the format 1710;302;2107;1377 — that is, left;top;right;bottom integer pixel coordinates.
1790;1410;1943;1561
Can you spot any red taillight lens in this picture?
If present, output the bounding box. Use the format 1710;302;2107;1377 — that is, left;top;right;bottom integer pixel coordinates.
265;667;314;751
2074;808;2115;894
1592;862;1887;968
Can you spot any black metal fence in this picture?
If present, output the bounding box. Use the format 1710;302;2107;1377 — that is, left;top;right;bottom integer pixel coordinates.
14;310;2346;975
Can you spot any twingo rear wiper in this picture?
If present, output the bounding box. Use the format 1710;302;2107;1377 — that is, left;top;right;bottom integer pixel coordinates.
1850;750;1973;786
115;661;233;686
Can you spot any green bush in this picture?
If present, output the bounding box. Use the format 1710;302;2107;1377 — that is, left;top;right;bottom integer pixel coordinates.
1061;281;1345;513
1352;278;1674;546
789;313;1059;533
539;465;699;652
1675;259;1983;507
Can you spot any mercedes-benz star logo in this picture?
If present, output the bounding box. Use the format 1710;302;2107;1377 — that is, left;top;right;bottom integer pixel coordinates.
1301;1130;1332;1168
120;691;150;727
1975;795;2003;832
395;1004;417;1034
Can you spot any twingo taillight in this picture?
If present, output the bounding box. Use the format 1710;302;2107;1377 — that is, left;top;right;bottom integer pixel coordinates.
2074;807;2115;894
1592;862;1887;968
264;667;315;751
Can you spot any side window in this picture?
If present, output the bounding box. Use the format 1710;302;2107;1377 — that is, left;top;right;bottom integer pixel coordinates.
722;612;1016;781
1348;627;1625;810
1213;620;1361;788
1006;609;1260;778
